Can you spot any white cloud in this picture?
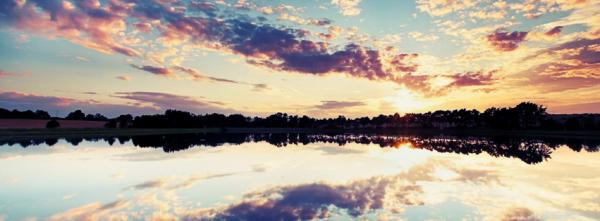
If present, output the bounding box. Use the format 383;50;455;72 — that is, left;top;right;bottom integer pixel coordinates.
331;0;363;16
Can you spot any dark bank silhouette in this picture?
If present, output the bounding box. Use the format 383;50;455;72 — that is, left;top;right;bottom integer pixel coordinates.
116;102;599;130
2;133;598;164
0;108;108;121
0;108;50;119
2;102;600;130
45;119;60;129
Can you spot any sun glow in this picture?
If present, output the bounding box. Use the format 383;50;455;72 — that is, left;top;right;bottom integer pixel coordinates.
393;141;415;149
385;88;436;114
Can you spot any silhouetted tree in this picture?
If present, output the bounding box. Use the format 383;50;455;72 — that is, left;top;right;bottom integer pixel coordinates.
65;110;86;120
514;102;547;128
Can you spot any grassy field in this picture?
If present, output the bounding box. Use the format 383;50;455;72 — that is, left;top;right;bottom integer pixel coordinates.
1;127;599;140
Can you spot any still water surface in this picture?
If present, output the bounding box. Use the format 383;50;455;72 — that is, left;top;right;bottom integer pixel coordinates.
0;133;599;221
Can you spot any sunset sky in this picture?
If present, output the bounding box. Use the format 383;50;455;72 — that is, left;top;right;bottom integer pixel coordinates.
0;0;599;117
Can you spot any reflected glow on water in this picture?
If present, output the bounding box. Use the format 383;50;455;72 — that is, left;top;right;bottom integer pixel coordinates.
0;134;599;221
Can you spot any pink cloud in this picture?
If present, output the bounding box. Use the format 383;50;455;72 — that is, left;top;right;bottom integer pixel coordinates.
549;102;600;114
3;0;138;57
0;91;235;117
112;91;236;114
0;70;19;77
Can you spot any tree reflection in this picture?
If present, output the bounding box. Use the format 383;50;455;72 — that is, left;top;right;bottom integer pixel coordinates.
1;133;598;164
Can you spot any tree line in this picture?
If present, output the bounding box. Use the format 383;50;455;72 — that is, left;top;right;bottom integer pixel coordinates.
2;102;600;130
0;108;108;121
113;102;599;130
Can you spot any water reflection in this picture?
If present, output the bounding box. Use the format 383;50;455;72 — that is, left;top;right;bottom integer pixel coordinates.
1;133;600;221
2;133;599;164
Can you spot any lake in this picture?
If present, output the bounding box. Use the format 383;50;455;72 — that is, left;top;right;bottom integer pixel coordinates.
1;133;599;221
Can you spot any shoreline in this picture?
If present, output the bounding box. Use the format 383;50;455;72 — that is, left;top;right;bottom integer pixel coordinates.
1;127;599;140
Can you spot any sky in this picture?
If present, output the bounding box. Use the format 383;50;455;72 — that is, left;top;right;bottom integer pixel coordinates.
0;0;599;117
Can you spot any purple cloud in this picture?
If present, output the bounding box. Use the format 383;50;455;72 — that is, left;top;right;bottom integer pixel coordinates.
0;91;236;117
448;70;496;87
146;66;272;91
0;0;488;95
487;29;528;51
0;91;157;117
544;26;563;36
183;173;424;220
519;38;600;92
130;65;172;76
171;66;240;84
112;91;236;114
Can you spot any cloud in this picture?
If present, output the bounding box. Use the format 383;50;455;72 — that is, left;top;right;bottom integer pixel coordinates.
0;1;425;89
549;102;600;114
131;65;172;76
0;70;26;77
0;0;491;95
133;22;153;33
252;83;271;92
544;26;563;36
0;91;236;117
487;29;529;51
0;91;158;117
409;31;439;42
542;38;600;64
75;56;89;62
0;0;140;57
47;200;130;221
331;0;362;16
165;66;271;92
416;0;479;16
129;170;261;192
113;91;236;114
129;179;169;190
116;75;132;81
182;160;506;221
277;13;332;26
447;70;496;87
40;158;520;221
518;38;600;92
490;207;540;221
171;172;239;190
171;66;240;84
313;101;365;110
452;168;500;185
183;175;424;220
